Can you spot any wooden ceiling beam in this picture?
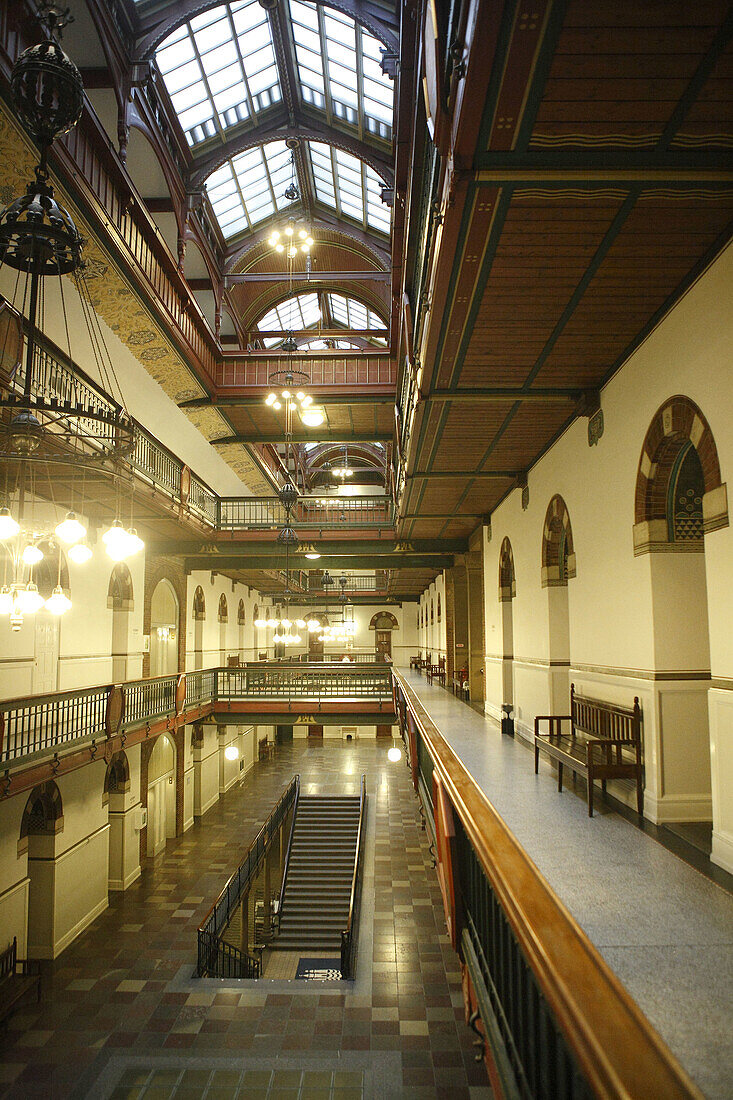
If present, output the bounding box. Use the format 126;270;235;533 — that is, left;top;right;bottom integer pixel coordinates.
212;431;393;445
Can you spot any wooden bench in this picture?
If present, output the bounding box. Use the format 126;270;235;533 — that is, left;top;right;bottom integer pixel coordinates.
409;655;422;671
258;737;275;762
534;685;643;817
426;658;446;687
452;669;469;699
0;937;40;1025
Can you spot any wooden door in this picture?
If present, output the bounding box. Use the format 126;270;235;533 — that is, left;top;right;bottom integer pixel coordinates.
309;632;324;660
308;724;324;738
376;725;393;738
375;630;391;662
33;617;59;694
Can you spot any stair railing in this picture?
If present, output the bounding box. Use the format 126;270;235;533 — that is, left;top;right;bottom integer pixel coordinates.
196;774;299;978
340;774;367;980
275;771;302;931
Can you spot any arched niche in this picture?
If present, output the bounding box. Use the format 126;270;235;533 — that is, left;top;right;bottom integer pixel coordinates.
497;537;516;714
632;396;721;824
147;733;177;858
150;579;179;677
218;594;229;664
108;563;134;683
238;599;246;661
192;585;206;670
369;611;398;630
541;498;575;712
20;780;64;958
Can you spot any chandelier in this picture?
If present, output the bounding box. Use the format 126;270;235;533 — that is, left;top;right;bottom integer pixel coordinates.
0;4;142;629
331;446;354;479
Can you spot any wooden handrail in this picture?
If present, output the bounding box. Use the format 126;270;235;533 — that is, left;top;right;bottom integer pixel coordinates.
392;671;702;1100
343;773;367;940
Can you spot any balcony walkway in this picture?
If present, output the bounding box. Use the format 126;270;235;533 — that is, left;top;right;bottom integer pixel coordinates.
402;669;733;1100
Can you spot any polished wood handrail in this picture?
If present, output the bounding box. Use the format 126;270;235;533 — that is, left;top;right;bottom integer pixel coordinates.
343;773;367;940
392;671;702;1100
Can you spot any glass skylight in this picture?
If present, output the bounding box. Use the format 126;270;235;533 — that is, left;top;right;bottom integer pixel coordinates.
205;141;294;236
289;0;394;141
155;1;281;147
257;294;322;333
326;294;386;330
309;143;390;235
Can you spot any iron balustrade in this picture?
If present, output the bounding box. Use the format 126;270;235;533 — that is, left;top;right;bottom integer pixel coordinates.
0;666;394;767
196;933;260;980
340;773;366;980
197;775;299;978
0;685;109;763
130;429;181;496
188;475;219;524
391;673;700;1100
216;665;392;701
219;495;394;530
122;676;177;728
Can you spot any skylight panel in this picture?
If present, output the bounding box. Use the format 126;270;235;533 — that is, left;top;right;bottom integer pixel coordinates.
308;143;390;235
257;294;322;333
289;0;394;141
326;295;386;331
205;141;295;238
156;1;282;147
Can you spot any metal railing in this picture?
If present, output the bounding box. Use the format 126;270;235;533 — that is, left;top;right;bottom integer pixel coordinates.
340;774;367;980
216;665;392;701
0;685;109;763
0;666;393;767
197;775;299;978
392;673;700;1100
219;495;394;530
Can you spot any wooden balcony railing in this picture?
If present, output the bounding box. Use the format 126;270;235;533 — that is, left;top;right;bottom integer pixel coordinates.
392;671;701;1100
0;665;393;768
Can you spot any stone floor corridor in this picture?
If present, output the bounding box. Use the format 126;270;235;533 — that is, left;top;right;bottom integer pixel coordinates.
0;740;492;1100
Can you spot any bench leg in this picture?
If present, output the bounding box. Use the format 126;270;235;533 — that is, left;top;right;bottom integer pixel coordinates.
636;777;644;817
557;762;563;792
534;743;539;774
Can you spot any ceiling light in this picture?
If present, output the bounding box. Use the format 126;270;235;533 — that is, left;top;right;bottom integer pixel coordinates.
45;585;72;615
307;619;321;631
301;395;313;407
387;745;402;763
298;229;307;240
254;617;267;628
295;619;306;629
285;225;294;237
0;508;20;539
22;544;43;565
17;582;44;614
266;393;277;406
281;389;291;399
301;408;325;428
54;510;86;544
273;400;282;410
305;551;320;560
266;618;278;628
224;744;239;761
68;541;92;564
275;243;284;253
126;528;144;556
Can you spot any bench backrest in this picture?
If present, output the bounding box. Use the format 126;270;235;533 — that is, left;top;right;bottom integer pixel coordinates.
571;684;642;743
0;937;17;980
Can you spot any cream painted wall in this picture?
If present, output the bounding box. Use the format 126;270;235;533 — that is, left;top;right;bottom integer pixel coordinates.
186;573;263;670
424;242;733;863
418;577;446;660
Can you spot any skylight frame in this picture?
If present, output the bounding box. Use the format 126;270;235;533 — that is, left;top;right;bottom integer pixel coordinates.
204;140;296;237
155;1;282;148
288;0;394;144
308;142;391;237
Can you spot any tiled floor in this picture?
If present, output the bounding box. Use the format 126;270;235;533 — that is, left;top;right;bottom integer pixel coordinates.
0;740;492;1100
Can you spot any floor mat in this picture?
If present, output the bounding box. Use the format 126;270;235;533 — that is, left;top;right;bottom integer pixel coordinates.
295;956;342;980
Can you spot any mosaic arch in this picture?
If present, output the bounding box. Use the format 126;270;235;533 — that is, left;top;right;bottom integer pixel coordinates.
498;537;516;601
634;395;728;554
103;751;131;799
369;611;398;630
108;563;134;610
541;497;576;589
238;599;246;625
19;780;63;840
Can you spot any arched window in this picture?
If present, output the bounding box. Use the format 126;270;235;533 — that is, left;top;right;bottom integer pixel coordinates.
192;585;206;620
541;497;576;588
634;395;727;551
498;537;516;600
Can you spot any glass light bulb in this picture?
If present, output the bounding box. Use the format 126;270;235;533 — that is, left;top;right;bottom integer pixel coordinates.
0;586;12;614
272;230;280;242
273;632;282;643
273;400;282;410
22;544;43;565
281;618;291;628
388;746;402;763
295;619;306;629
301;395;313;407
305;551;320;560
281;389;291;399
266;618;278;628
102;519;125;545
298;229;307;240
288;246;297;258
306;236;314;247
254;618;267;628
55;511;86;545
293;634;301;644
68;542;92;565
285;225;294;237
275;243;284;253
224;744;239;761
308;619;320;630
301;409;324;427
295;391;305;401
300;243;310;253
126;529;144;556
18;583;44;614
0;508;20;539
45;585;72;615
266;393;277;406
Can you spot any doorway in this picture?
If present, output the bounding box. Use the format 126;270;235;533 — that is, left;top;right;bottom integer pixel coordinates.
150;579;179;677
375;630;391;662
308;724;324;738
147;734;176;858
33;617;59;694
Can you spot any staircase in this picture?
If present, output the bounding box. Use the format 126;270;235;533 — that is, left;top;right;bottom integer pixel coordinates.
275;795;362;953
